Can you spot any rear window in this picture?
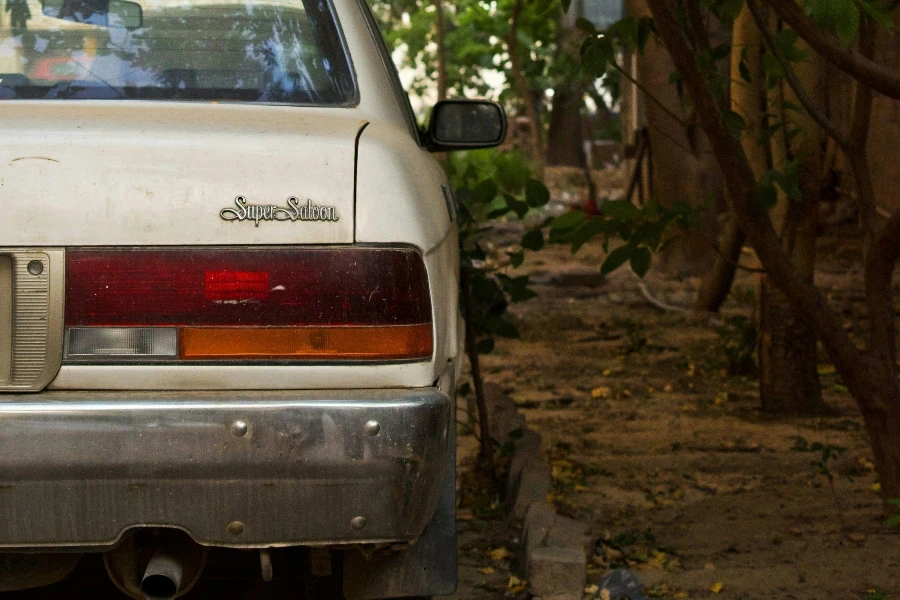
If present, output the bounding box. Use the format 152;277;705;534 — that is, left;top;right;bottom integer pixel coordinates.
0;0;356;104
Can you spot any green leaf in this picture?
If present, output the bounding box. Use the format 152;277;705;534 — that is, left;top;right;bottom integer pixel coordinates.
859;0;893;28
601;244;634;275
521;228;545;251
601;199;640;220
804;0;860;45
834;4;860;45
722;110;747;138
503;193;529;219
550;210;588;231
575;17;597;35
761;53;784;89
476;337;495;354
568;218;606;253
707;0;744;25
757;177;778;208
582;37;614;77
525;179;551;208
508;251;524;268
774;29;808;62
471;179;498;205
710;43;731;62
738;59;752;83
630;246;652;278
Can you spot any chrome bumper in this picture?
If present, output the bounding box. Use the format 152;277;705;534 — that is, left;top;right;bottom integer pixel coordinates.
0;389;452;549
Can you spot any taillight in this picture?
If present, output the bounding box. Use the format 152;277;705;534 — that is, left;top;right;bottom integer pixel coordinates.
64;248;433;362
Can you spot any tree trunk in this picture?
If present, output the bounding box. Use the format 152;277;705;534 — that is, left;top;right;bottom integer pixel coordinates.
694;5;762;312
856;359;900;509
546;89;586;168
646;0;900;507
434;0;448;101
758;18;828;416
507;0;544;171
693;219;746;311
625;0;723;276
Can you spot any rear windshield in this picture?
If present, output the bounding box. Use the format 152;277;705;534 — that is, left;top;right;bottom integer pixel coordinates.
0;0;356;104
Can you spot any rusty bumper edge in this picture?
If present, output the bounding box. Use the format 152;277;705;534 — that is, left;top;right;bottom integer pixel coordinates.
0;389;451;550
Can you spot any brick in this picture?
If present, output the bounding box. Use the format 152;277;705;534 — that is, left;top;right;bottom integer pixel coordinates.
512;459;552;518
546;514;593;557
506;429;542;496
527;546;586;597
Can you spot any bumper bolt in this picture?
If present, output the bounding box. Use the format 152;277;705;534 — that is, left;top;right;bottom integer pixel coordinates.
231;420;249;437
228;521;245;536
364;420;381;436
27;261;43;276
350;516;367;531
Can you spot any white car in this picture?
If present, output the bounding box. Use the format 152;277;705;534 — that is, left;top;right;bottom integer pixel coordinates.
0;0;506;596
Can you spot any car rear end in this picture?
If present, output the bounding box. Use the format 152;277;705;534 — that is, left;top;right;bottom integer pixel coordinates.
0;0;461;596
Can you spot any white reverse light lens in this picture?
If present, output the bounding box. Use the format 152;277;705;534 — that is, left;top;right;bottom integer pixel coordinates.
66;328;178;359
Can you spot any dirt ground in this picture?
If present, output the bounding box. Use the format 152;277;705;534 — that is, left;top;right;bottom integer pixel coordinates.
451;172;900;600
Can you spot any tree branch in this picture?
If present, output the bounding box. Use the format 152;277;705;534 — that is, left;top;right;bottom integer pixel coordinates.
610;60;691;129
764;0;900;100
645;0;868;397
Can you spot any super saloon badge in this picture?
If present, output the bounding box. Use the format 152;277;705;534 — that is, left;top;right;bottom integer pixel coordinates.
220;196;339;227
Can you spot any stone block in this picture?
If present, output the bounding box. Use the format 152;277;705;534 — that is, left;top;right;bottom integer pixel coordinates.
512;459;552;518
546;514;593;557
527;546;586;597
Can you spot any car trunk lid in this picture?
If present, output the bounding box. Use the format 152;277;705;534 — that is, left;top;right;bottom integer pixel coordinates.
0;102;363;246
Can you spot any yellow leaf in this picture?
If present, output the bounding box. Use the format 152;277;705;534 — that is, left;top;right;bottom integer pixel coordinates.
663;384;674;392
871;482;881;493
674;593;689;599
591;386;612;399
584;584;599;594
489;547;511;561
506;575;527;593
478;566;494;575
710;582;723;594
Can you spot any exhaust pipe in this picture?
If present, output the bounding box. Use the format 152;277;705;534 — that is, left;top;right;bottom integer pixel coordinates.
105;530;208;600
140;548;184;600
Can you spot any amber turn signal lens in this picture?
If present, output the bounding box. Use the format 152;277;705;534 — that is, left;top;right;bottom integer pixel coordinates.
180;325;433;361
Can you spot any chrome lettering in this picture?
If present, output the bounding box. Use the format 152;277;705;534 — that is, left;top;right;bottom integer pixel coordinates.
220;196;339;226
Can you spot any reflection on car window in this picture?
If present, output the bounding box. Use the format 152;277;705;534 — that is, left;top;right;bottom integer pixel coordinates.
0;0;356;104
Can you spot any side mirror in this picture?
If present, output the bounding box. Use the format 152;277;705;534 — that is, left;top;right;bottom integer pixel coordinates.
426;100;507;152
42;0;142;29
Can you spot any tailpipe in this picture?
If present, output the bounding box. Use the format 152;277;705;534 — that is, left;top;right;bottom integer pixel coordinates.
140;548;184;600
105;529;207;600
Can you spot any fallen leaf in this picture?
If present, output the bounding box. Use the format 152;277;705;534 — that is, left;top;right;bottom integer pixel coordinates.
847;533;866;543
477;566;494;575
591;386;612;399
506;575;527;594
600;590;611;600
663;384;674;392
584;583;599;594
871;482;881;493
704;562;716;570
489;547;511;561
674;593;689;599
710;581;723;593
789;527;802;536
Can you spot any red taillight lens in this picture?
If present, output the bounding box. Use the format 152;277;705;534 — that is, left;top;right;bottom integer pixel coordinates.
65;248;433;361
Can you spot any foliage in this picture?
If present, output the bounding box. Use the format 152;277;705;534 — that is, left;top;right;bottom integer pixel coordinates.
445;149;551;353
886;499;900;528
549;200;701;277
369;0;564;106
715;315;758;376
